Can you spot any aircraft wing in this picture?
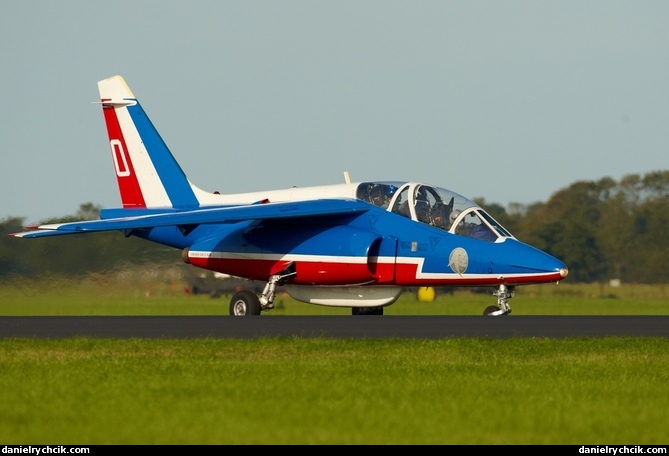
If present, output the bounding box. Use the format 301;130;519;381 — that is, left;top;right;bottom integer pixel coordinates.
11;198;371;238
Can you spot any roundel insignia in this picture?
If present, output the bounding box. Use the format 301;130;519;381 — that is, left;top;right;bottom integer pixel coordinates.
449;247;468;274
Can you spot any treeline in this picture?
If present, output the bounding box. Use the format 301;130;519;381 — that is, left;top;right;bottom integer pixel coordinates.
2;171;668;284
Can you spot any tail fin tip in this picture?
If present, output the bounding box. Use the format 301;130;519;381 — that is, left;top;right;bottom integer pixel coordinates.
98;75;135;101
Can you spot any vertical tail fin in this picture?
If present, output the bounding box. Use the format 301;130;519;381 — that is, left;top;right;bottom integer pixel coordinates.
97;75;200;210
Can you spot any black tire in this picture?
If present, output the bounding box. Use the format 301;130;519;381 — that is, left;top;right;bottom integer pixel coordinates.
229;290;262;316
483;305;501;316
352;307;384;316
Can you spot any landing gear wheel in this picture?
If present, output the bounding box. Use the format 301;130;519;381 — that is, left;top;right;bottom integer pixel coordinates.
352;307;384;316
483;305;501;316
230;290;262;316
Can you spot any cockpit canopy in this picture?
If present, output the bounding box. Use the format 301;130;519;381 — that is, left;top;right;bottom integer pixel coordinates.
356;181;513;242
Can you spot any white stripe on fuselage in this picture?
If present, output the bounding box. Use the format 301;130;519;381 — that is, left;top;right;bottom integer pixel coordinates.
188;251;371;264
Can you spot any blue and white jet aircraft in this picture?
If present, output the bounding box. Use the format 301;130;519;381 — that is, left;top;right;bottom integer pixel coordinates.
12;75;568;316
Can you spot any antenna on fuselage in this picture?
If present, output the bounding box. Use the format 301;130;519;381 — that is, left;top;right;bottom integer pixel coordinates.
343;171;351;184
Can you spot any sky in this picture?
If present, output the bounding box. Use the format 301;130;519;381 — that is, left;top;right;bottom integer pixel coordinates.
2;1;668;224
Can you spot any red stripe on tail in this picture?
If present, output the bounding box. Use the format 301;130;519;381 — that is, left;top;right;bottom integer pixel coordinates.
102;105;146;208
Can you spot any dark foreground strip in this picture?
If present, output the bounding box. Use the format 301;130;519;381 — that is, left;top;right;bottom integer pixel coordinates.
1;315;668;339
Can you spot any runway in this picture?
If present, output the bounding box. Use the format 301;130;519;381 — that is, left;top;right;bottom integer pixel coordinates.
1;315;668;339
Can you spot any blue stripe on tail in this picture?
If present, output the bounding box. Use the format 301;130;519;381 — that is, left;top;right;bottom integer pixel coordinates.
127;102;200;209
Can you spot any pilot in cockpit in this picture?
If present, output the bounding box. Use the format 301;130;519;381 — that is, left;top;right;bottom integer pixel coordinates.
414;186;433;224
381;185;397;209
414;185;454;230
368;184;397;209
368;185;385;207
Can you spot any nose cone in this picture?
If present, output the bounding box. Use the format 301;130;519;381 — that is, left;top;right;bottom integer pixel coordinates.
497;239;568;284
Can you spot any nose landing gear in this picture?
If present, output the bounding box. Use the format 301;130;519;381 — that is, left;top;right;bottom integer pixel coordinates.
483;284;514;316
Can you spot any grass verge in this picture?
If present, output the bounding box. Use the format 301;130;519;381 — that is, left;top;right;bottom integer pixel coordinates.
0;337;667;444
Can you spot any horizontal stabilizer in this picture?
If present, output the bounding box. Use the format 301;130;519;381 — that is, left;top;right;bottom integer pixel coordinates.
93;99;137;107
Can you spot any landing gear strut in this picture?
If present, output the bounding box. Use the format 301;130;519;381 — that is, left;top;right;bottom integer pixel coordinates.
229;266;297;316
483;284;514;316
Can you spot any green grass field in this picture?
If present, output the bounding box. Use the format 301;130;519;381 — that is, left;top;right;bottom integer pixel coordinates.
1;276;668;444
1;337;667;444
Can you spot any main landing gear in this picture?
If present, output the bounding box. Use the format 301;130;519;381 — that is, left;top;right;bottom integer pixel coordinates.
229;268;296;316
483;284;514;316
